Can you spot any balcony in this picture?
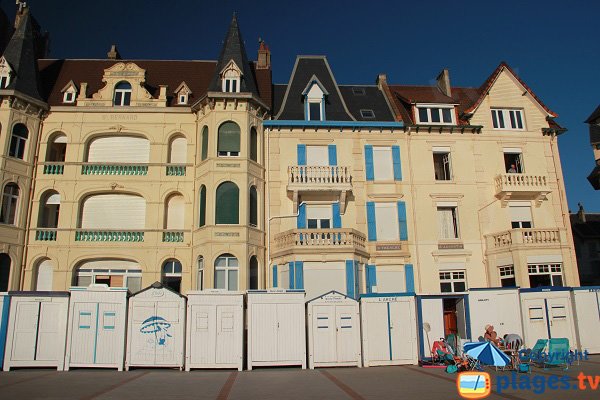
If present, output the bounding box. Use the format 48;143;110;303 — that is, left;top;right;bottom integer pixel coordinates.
75;230;144;242
81;163;148;176
42;163;64;175
287;165;352;213
35;229;57;241
494;173;550;205
486;228;565;252
166;165;186;176
162;230;184;242
272;228;368;258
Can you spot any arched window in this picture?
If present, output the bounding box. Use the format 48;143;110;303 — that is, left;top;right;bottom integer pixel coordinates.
87;135;150;163
46;133;67;162
165;193;185;230
162;259;182;293
249;256;259;290
214;254;238;290
201;126;209;161
113;81;132;106
35;259;54;291
80;193;146;229
215;182;239;224
0;253;10;291
1;183;20;225
169;135;187;164
9;123;28;159
217;121;240;157
38;190;60;228
199;185;206;227
250;127;258;162
222;63;241;93
197;256;204;290
249;186;258;227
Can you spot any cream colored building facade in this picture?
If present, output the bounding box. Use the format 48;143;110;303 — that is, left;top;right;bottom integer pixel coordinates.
0;7;579;298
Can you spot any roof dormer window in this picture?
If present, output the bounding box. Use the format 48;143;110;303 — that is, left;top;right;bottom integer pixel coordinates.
61;80;78;104
0;57;11;89
174;82;192;105
114;81;132;106
221;61;241;93
415;104;455;125
302;76;328;121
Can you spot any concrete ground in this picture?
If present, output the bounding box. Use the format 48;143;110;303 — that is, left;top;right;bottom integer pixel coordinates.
1;356;600;399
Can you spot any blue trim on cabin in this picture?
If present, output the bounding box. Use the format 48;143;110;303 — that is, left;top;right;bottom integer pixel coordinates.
359;292;416;299
417;295;425;360
519;286;572;293
387;303;393;360
263;120;405;128
0;295;11;368
469;287;521;291
572;286;600;291
93;303;100;364
544;299;552;339
246;289;306;293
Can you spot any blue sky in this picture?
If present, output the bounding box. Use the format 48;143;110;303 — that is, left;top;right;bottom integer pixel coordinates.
4;0;599;211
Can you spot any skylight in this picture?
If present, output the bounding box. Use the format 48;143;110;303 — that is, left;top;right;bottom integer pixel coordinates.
352;87;366;95
360;109;375;119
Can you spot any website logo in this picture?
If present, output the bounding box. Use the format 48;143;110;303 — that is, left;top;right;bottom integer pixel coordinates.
457;372;491;399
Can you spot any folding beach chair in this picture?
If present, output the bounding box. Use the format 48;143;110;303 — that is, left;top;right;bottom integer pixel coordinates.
544;338;570;370
522;339;547;368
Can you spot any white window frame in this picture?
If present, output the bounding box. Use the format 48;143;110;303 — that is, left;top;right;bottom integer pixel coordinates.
197;256;204;290
499;265;516;287
415;104;455;125
0;57;11;89
63;91;76;103
509;203;533;229
214;254;239;290
372;146;394;181
503;149;525;173
374;202;400;241
222;63;241;93
113;82;132;106
1;184;19;225
528;264;563;287
178;93;188;105
307;99;323;121
433;149;452;181
491;108;525;130
437;205;460;239
76;268;142;291
306;204;332;230
439;270;466;293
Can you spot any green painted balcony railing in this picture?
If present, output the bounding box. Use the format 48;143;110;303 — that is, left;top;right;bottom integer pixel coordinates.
35;229;57;241
81;164;148;176
162;231;184;242
43;164;64;175
166;165;186;176
75;230;145;242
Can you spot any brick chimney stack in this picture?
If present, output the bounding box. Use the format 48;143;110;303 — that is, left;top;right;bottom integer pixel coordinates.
107;44;121;60
257;39;271;69
436;68;452;97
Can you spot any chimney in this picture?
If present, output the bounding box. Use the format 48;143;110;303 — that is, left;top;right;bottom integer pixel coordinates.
158;85;168;100
436;68;452;97
376;74;387;90
257;39;271;69
107;44;121;60
577;203;586;223
78;82;88;100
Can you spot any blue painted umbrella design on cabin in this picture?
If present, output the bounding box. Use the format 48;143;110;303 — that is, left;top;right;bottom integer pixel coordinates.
140;316;172;346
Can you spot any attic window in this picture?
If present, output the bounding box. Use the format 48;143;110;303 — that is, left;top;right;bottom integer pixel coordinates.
113;81;132;106
416;105;454;125
352;87;366;95
174;82;192;106
222;62;241;93
304;80;326;121
0;75;10;89
63;90;76;103
360;109;375;119
0;58;10;89
178;94;188;105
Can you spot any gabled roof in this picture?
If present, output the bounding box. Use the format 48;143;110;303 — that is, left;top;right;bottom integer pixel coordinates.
275;56;355;121
462;62;558;118
585;105;600;124
1;9;44;102
130;281;186;298
207;15;259;97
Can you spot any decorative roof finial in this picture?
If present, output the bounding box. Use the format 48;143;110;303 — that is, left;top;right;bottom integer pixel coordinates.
16;0;27;13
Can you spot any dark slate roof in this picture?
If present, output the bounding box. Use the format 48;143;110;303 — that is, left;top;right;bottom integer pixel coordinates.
570;213;600;238
207;15;259;97
37;59;273;107
338;85;394;121
588;165;600;190
0;7;11;55
591;124;600;144
275;56;354;121
586;105;600;124
1;10;44;102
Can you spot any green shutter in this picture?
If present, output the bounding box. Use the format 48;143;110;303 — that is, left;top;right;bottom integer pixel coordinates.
250;128;258;162
215;182;239;224
199;185;206;227
218;122;240;153
201;126;208;160
249;186;258;226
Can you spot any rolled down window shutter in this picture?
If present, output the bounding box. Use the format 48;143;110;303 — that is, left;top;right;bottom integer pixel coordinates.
392;145;402;180
81;194;146;229
328;145;337;166
364;145;374;181
297;144;306;166
215;182;239;224
88;136;150;163
217;122;240;152
404;264;415;293
397;201;408;240
366;202;377;241
166;195;185;229
332;203;341;228
201;127;209;160
199;186;206;227
297;203;306;228
36;260;54;291
169;137;187;163
366;265;376;294
345;260;355;299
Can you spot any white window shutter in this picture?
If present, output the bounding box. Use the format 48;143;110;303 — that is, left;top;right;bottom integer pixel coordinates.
372;147;394;180
81;194;146;229
305;146;328;166
509;205;532;222
166;195;185;229
169;137;187;163
375;203;399;241
88;136;150;163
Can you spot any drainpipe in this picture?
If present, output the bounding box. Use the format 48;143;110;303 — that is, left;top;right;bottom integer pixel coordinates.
267;202;305;287
477;198;499;288
406;127;423;293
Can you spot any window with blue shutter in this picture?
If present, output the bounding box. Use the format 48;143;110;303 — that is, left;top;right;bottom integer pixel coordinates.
272;265;278;287
392;145;402;180
345;260;355;299
366;265;377;294
295;261;304;290
397;201;408;240
405;264;415;293
366;202;377;241
297;144;306;166
328;145;337;166
289;262;295;289
297;203;306;229
332;203;341;228
364;145;374;181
